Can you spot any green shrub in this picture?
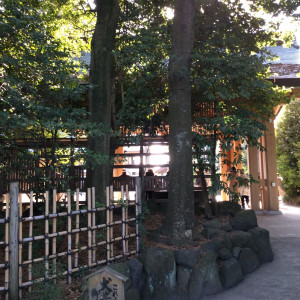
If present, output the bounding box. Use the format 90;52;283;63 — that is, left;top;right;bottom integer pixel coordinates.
25;260;65;300
276;99;300;203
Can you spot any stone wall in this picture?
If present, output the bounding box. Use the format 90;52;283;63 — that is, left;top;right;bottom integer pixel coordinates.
80;208;273;300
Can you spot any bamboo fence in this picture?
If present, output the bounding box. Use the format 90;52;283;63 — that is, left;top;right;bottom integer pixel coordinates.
0;179;142;299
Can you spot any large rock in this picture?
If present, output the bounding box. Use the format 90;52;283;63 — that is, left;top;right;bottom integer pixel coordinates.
249;227;273;263
230;217;253;231
128;258;145;291
202;228;221;239
230;209;258;231
218;248;232;260
211;235;231;250
109;262;130;277
152;286;188;300
203;219;222;229
212;233;232;250
220;223;233;232
217;201;241;216
230;231;255;249
175;248;202;269
234;210;258;227
125;288;140;300
177;266;191;289
139;248;176;296
219;258;243;289
238;248;260;275
202;229;232;249
200;241;219;255
188;250;224;299
232;247;241;260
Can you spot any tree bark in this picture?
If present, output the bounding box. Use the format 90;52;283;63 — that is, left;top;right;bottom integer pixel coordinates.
88;0;120;202
166;0;196;245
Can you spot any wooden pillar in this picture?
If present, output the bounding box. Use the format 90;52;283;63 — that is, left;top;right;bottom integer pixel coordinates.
220;141;243;201
220;148;231;201
247;146;261;211
139;138;144;178
262;119;279;211
258;136;266;210
114;147;124;177
233;141;243;172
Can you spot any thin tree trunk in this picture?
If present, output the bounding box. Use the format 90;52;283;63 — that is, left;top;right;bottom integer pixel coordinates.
200;169;212;219
211;101;219;216
111;76;117;132
166;0;196;245
87;0;120;202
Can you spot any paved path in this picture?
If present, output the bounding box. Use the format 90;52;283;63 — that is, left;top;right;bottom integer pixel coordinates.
202;201;300;300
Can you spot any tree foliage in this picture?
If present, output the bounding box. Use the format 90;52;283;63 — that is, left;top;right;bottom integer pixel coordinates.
276;99;300;202
250;0;300;16
0;0;296;216
189;0;290;202
0;0;100;195
109;0;291;218
114;1;171;135
13;0;95;54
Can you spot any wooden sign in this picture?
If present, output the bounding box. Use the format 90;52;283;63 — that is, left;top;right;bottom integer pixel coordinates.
84;266;129;300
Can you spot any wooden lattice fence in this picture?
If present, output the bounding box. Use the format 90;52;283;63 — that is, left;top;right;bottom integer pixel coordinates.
0;180;142;299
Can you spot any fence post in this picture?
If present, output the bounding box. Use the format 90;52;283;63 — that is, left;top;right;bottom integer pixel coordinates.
9;182;19;300
121;186;126;257
135;178;142;215
106;187;111;264
135;178;142;254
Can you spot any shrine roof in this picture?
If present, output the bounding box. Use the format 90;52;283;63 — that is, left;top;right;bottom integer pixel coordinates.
266;45;300;83
80;45;300;86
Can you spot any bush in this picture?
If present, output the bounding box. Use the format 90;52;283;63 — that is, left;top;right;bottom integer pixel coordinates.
276;99;300;203
25;260;65;300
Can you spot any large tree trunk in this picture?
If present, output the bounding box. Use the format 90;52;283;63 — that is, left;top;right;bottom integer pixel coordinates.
166;0;196;245
88;0;120;202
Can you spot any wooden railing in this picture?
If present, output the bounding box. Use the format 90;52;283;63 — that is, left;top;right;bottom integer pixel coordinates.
0;166;87;194
1;168;211;195
113;175;210;192
112;176;169;192
112;176;136;191
144;176;169;191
